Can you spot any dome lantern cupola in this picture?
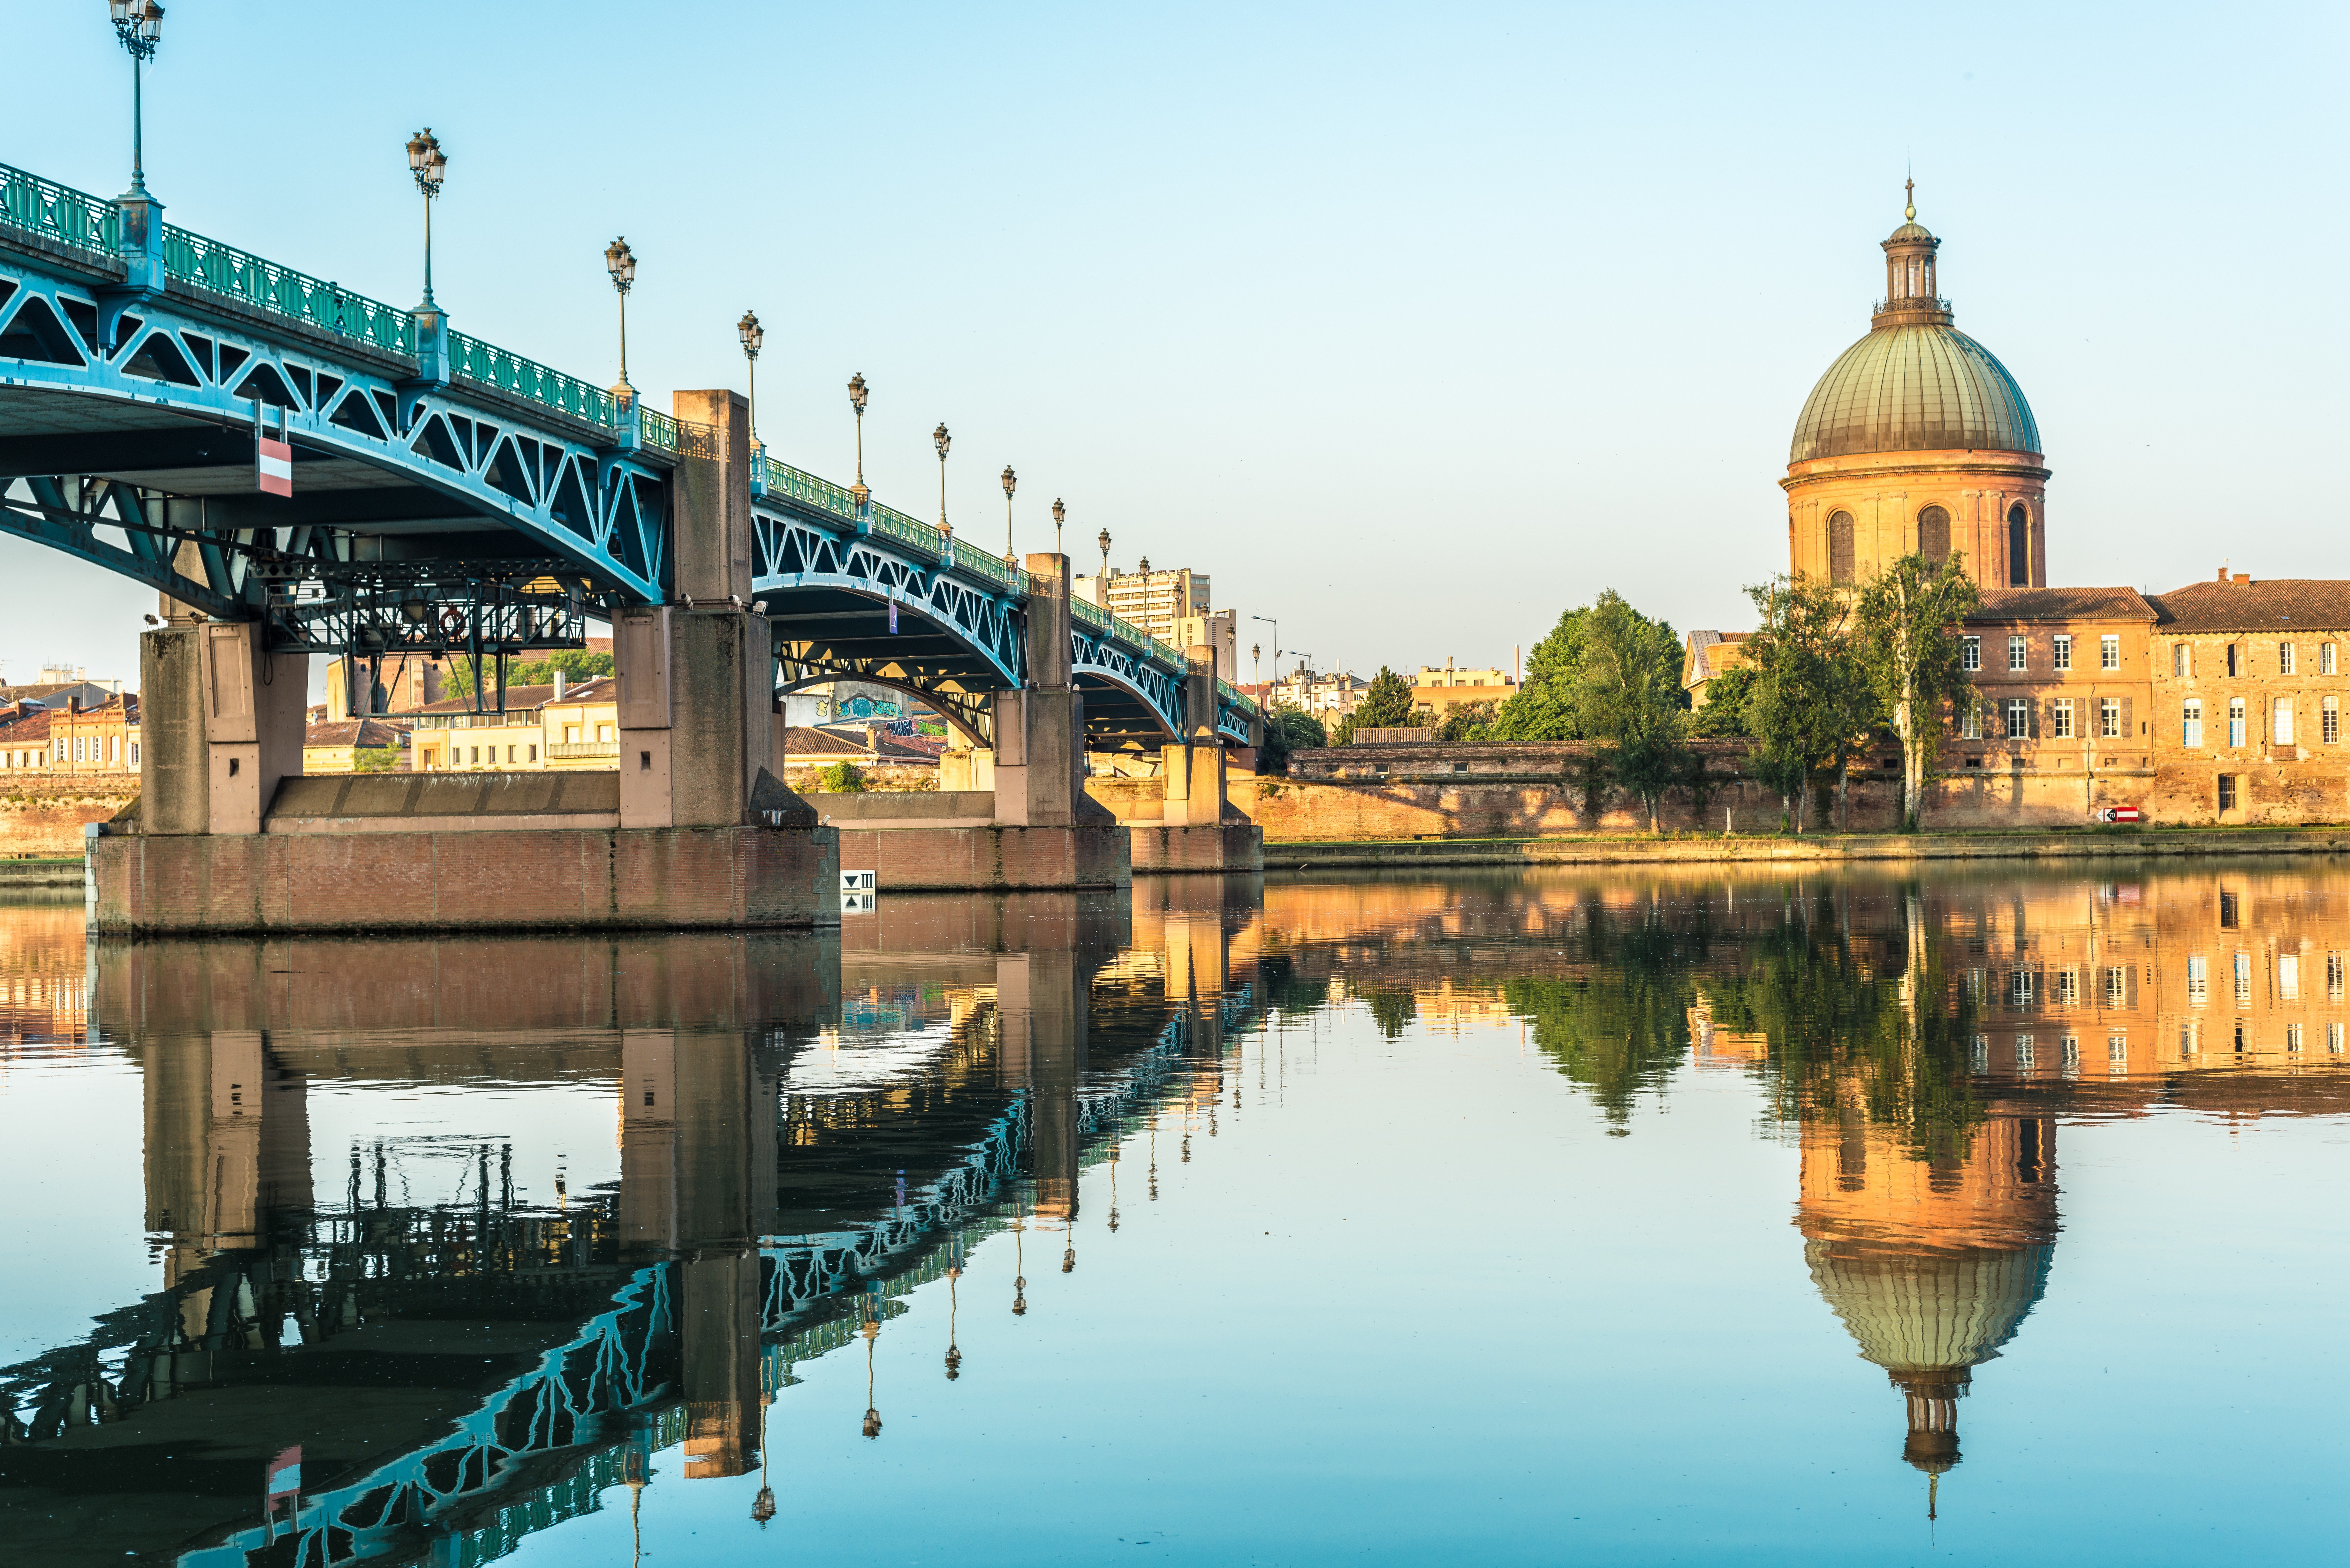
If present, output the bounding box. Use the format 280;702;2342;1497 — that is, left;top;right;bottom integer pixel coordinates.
1875;181;1951;329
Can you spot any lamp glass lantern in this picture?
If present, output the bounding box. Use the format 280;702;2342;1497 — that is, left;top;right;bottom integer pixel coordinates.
738;310;764;456
604;237;637;401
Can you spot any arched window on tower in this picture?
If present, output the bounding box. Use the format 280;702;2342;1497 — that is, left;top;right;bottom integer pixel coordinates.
2008;504;2031;585
1829;510;1855;584
1917;505;1950;563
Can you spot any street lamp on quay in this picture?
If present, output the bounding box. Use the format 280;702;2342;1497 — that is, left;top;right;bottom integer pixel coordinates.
1000;465;1017;563
107;1;164;198
932;423;952;539
1251;615;1279;685
603;237;637;404
737;310;764;458
404;128;447;311
847;373;869;504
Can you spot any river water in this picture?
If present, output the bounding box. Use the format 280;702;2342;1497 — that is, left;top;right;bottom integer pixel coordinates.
2;864;2345;1565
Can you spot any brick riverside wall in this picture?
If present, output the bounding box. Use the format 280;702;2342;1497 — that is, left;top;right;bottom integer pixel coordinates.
0;776;140;856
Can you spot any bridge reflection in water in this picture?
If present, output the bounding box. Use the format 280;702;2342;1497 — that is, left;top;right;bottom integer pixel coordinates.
4;865;2347;1561
0;878;1258;1567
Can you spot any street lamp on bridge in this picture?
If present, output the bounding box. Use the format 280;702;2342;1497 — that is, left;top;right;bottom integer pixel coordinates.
1051;497;1066;562
932;423;952;535
737;310;763;459
603;237;637;405
1251;642;1261;686
1097;527;1111;580
107;1;163;198
1000;465;1016;563
404;128;447;312
847;373;869;505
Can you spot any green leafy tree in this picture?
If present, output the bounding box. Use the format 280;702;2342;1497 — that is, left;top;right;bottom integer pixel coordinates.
1855;554;1981;830
817;760;867;793
1571;590;1689;832
1438;700;1499;743
1689;664;1757;739
444;649;616;700
1488;607;1590;741
1741;575;1876;833
1348;666;1418;733
1258;705;1327;774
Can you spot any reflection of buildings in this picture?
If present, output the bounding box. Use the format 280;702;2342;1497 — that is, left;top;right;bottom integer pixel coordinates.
1797;1099;2057;1508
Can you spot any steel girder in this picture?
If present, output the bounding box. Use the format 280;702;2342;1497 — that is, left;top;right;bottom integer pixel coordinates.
0;246;670;610
751;499;1024;685
1070;619;1186;747
775;665;992;746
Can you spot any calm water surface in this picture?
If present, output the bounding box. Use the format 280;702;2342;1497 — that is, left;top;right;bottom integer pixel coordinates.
3;865;2346;1565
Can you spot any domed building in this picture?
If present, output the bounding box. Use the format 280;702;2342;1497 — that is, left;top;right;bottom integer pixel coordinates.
1784;186;2048;589
1798;1104;2058;1512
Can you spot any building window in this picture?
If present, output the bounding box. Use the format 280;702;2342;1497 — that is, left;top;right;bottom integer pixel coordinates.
2009;635;2028;671
1917;504;1950;561
1963;699;1981;740
2274;698;2294;748
2234;951;2253;1006
2006;698;2030;738
2007;503;2029;585
2327;697;2341;744
598;723;615;743
2107;1032;2129;1070
2330;950;2345;1002
2180;1022;2201;1057
2227;643;2240;677
2105;966;2127;1006
2173;643;2190;677
2062;1035;2081;1074
2221;890;2240;927
2052;699;2074;738
2016;1033;2037;1070
1971;1034;1989;1070
2183;699;2202;747
1961;635;1981;672
108;735;118;762
2280;954;2301;1001
2054;968;2079;1006
2100;634;2120;670
1828;510;1855;584
2324;643;2339;675
2331;1021;2345;1055
565;725;581;743
469;746;479;764
2010;969;2035;1008
2218;774;2238;811
2287;1023;2303;1053
528;745;539;762
2227;699;2246;748
2053;634;2073;671
2100;697;2120;738
2280;642;2297;675
507;745;518;763
2187;955;2208;1005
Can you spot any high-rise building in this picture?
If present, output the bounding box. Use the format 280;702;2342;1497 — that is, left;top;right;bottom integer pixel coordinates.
1073;566;1209;641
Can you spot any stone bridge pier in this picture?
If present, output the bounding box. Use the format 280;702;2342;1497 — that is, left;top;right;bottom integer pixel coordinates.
89;389;838;934
824;550;1129;890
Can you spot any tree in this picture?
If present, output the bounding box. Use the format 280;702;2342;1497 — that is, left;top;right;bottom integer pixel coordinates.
1488;607;1590;741
1258;705;1326;774
816;760;866;793
1348;667;1417;733
1689;664;1757;738
444;649;616;699
1855;553;1982;830
1438;699;1498;743
1572;590;1689;832
1740;575;1875;832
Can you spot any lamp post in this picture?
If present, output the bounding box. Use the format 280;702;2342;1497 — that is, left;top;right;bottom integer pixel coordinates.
1000;465;1017;563
603;237;637;404
847;373;869;505
404;128;447;311
1051;497;1065;561
108;1;164;198
1251;615;1279;688
932;423;951;531
737;310;763;458
1097;528;1111;580
1252;642;1261;687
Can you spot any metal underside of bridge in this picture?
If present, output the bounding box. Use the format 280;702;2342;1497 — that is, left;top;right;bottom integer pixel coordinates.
0;162;1255;750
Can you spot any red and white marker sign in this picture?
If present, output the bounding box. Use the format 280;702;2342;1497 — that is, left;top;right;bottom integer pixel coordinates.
2099;805;2143;823
265;1444;302;1505
257;435;294;497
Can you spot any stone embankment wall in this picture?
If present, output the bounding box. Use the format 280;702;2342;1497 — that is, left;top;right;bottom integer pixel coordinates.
1087;738;2330;840
0;775;140;856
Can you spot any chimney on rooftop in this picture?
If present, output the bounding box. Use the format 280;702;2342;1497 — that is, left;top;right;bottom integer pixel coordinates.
2234;572;2252;584
2218;566;2229;582
554;671;567;701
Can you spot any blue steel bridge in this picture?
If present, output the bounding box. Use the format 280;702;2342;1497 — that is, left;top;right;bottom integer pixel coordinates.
0;162;1255;751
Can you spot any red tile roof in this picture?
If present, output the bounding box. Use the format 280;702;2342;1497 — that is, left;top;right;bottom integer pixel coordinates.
306;718;413;748
1968;586;2156;623
2147;579;2350;632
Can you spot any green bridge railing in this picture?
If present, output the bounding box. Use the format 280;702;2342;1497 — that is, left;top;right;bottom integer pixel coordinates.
0;161;1258;716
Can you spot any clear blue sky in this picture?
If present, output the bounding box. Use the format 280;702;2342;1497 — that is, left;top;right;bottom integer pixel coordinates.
5;1;2343;687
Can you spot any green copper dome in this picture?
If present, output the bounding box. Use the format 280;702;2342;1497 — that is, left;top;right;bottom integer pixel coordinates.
1792;324;2041;464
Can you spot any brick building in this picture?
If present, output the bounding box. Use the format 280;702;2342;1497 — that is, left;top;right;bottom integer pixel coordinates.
51;693;140;775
